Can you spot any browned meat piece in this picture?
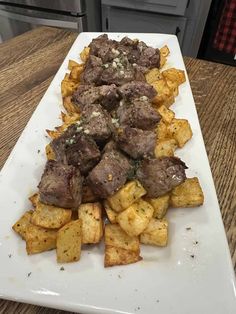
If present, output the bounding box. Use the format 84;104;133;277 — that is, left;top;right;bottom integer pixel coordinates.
101;61;135;86
81;103;114;143
80;55;103;85
117;127;156;159
118;81;157;101
116;99;161;130
118;37;160;69
38;160;83;209
51;125;101;175
87;149;131;198
72;84;120;112
136;157;187;197
102;140;118;153
89;34;118;62
137;45;160;68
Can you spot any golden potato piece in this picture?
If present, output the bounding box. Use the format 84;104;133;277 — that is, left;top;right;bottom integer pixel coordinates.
78;202;103;244
25;224;57;254
105;246;142;267
117;199;154;237
104;201;118;224
31;201;72;229
170;177;204;208
155;138;178;157
157;105;175;124
162;68;186;86
156;119;169;140
45;143;55;160
61;79;79;98
12;210;33;240
82;184;98;203
56;219;82;263
168;118;193;148
145;68;162;84
107;180;146;213
29;193;38;207
166;79;179;97
158;94;175;108
61;111;80;124
160;45;170;57
80;47;90;62
46;129;61;140
146;194;170;219
68;59;80;70
140;218;168;246
160;45;170;68
69;65;84;82
104;224;141;267
151;79;172;105
63;96;80;114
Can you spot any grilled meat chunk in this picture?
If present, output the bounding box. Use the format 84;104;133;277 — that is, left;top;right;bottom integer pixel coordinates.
136;157;187;197
81;103;114;143
117;126;156;159
38;160;83;209
118;37;160;69
89;34;117;63
51;125;101;175
101;66;135;86
80;55;103;85
87;149;131;198
118;81;156;101
72;84;120;112
116;99;161;130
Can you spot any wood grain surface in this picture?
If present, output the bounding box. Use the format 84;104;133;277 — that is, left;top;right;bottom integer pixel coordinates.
0;27;235;314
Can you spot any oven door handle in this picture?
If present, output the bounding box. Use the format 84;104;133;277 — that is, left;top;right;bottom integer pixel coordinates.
0;8;82;29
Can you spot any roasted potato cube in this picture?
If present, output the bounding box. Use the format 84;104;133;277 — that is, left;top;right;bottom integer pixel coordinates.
168;118;193;148
82;184;98;203
61;79;79;98
46;129;61;140
145;68;162;84
117;199;154;236
63;96;80;114
107;180;146;213
45;143;56;160
31;201;72;229
162;68;186;86
105;246;142;267
29;193;38;207
56;219;82;263
104;224;141;267
12;210;33;240
69;65;84;82
160;45;170;68
157;105;175;124
170;177;204;208
80;46;90;62
151;79;172;105
156;119;169;140
25;224;57;254
155;138;178;157
78;203;103;244
166;79;179;97
158;94;175;108
146;194;170;219
68;59;80;70
140;218;168;246
104;200;118;224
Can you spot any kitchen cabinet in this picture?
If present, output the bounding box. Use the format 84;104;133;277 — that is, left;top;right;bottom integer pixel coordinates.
102;0;212;57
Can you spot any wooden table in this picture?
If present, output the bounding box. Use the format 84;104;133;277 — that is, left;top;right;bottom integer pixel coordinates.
0;27;235;314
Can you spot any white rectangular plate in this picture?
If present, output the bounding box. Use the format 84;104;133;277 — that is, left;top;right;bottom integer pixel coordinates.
0;33;235;314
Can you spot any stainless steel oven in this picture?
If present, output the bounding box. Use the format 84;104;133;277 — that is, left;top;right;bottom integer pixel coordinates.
0;0;101;41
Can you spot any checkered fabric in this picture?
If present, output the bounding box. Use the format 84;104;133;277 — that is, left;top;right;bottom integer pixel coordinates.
213;0;236;54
